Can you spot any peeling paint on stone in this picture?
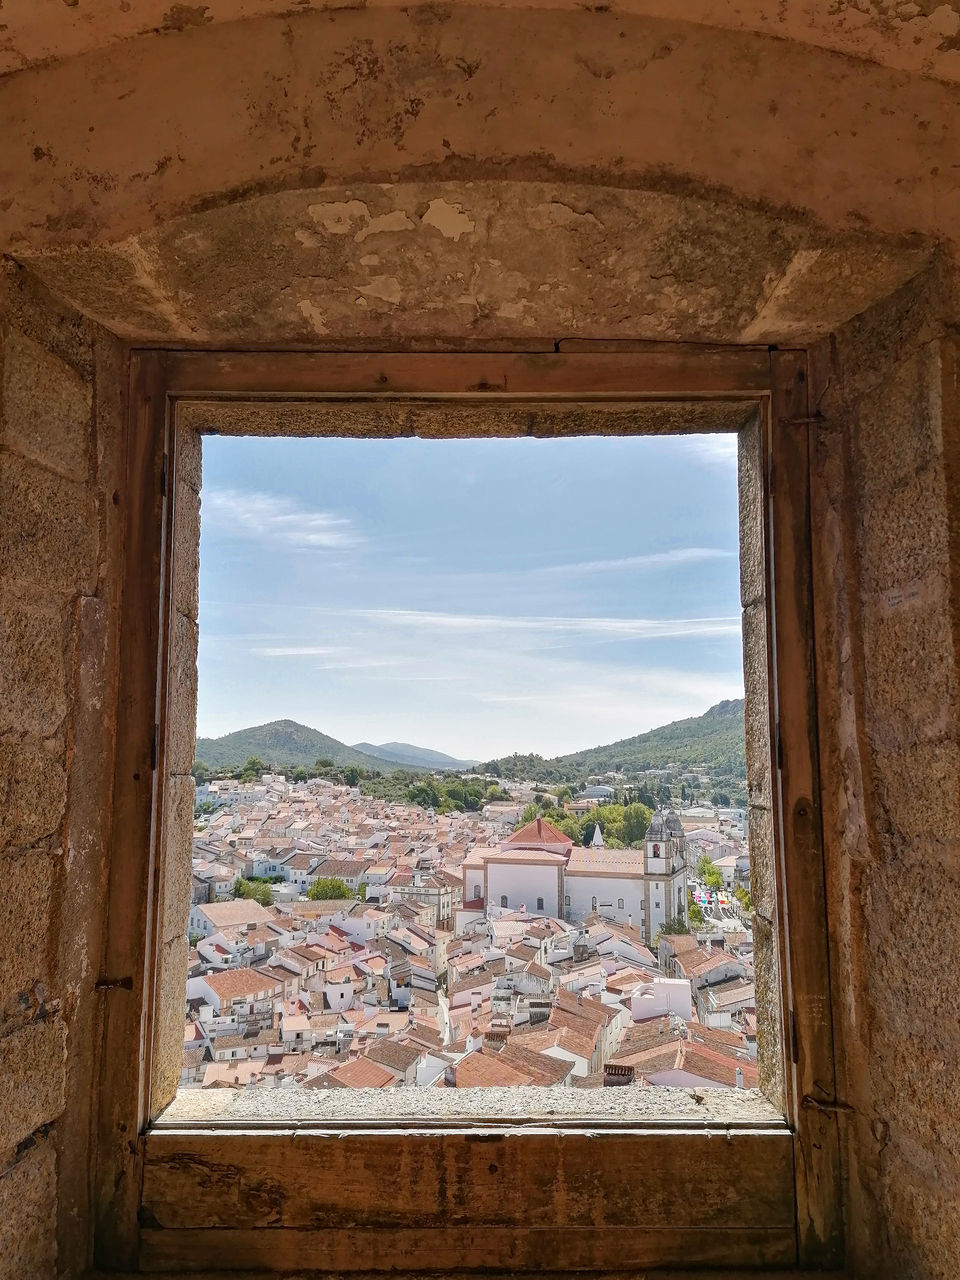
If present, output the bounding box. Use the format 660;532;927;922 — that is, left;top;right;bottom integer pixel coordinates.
356;209;416;241
421;198;475;241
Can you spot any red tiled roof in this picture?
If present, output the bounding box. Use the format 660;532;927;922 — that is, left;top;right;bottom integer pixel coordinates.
326;1057;396;1089
505;816;572;847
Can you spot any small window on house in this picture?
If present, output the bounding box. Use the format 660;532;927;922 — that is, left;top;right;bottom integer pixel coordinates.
473;884;481;899
592;897;598;911
618;898;624;910
536;897;544;912
500;895;508;908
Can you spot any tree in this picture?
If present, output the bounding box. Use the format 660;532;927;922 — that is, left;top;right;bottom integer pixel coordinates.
659;913;691;936
307;876;353;901
688;893;705;927
520;802;540;825
233;877;273;907
712;791;731;807
556;785;572;806
192;759;210;783
242;756;265;774
343;765;360;786
540;795;555;810
734;885;754;912
581;804;626;847
314;757;334;771
291;766;308;782
407;779;441;809
701;860;721;890
556;816;581;842
621;801;653;845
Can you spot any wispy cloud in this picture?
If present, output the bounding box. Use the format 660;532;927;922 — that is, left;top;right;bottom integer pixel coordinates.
203;488;359;551
676;433;739;467
251;646;338;657
339;607;741;640
250;645;397;672
536;546;735;576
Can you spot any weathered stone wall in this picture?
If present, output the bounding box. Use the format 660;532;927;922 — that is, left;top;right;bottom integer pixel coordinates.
0;5;958;1276
812;269;960;1280
0;265;125;1280
152;423;201;1119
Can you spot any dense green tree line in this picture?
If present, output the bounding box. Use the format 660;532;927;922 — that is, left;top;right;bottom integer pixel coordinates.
518;800;653;848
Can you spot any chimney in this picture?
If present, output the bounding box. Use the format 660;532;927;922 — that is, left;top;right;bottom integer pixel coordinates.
536;816;542;838
735;1066;744;1090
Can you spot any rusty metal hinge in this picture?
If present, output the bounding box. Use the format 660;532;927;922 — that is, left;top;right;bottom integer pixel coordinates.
95;976;134;992
802;1094;855;1115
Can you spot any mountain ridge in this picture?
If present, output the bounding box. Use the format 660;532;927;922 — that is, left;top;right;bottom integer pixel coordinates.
353;741;479;770
194;700;745;780
481;698;746;782
194;720;393;772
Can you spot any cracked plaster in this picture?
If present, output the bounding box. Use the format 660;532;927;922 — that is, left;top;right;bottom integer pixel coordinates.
18;182;930;345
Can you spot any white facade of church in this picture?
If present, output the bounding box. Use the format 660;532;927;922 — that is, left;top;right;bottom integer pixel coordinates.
462;811;689;946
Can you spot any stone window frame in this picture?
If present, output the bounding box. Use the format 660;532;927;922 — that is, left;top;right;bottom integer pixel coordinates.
92;347;841;1274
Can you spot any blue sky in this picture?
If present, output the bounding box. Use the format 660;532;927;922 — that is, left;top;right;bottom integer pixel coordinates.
196;433;744;759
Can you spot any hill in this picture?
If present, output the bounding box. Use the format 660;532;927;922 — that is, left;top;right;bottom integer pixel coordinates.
194;720;391;772
484;699;746;783
353;741;478;770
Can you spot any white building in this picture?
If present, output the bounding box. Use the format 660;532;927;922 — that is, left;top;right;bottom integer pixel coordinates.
460;810;689;946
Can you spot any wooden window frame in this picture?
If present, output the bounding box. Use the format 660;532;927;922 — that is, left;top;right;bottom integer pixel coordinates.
92;346;842;1275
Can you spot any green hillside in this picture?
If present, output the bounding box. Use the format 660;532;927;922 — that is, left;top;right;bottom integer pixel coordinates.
483;699;746;783
354;741;478;770
194;720;391;772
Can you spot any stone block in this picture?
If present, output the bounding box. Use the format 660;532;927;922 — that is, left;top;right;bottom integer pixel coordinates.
161;773;195;945
177;423;202;495
871;736;960;845
851;345;941;506
173;478;200;622
151;933;189;1119
862;585;956;751
0;263;94;382
0;851;56;1017
1;327;91;482
737;414;765;609
0;1139;57;1280
0;453;96;596
741;601;772;809
93;327;126;492
0;1018;67;1156
0;587;67;738
747;804;775;920
751;912;783;1113
166;613;199;776
0;734;66;855
858;464;951;597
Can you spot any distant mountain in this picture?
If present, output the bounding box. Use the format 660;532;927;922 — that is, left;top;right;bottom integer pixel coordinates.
483;699;746;783
353;741;479;770
194;720;390;772
195;700;745;781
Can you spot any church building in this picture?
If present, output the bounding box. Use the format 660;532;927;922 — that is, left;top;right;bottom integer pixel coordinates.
462;811;689;945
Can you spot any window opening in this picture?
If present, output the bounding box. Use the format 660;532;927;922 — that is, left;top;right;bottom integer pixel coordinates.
178;431;758;1098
